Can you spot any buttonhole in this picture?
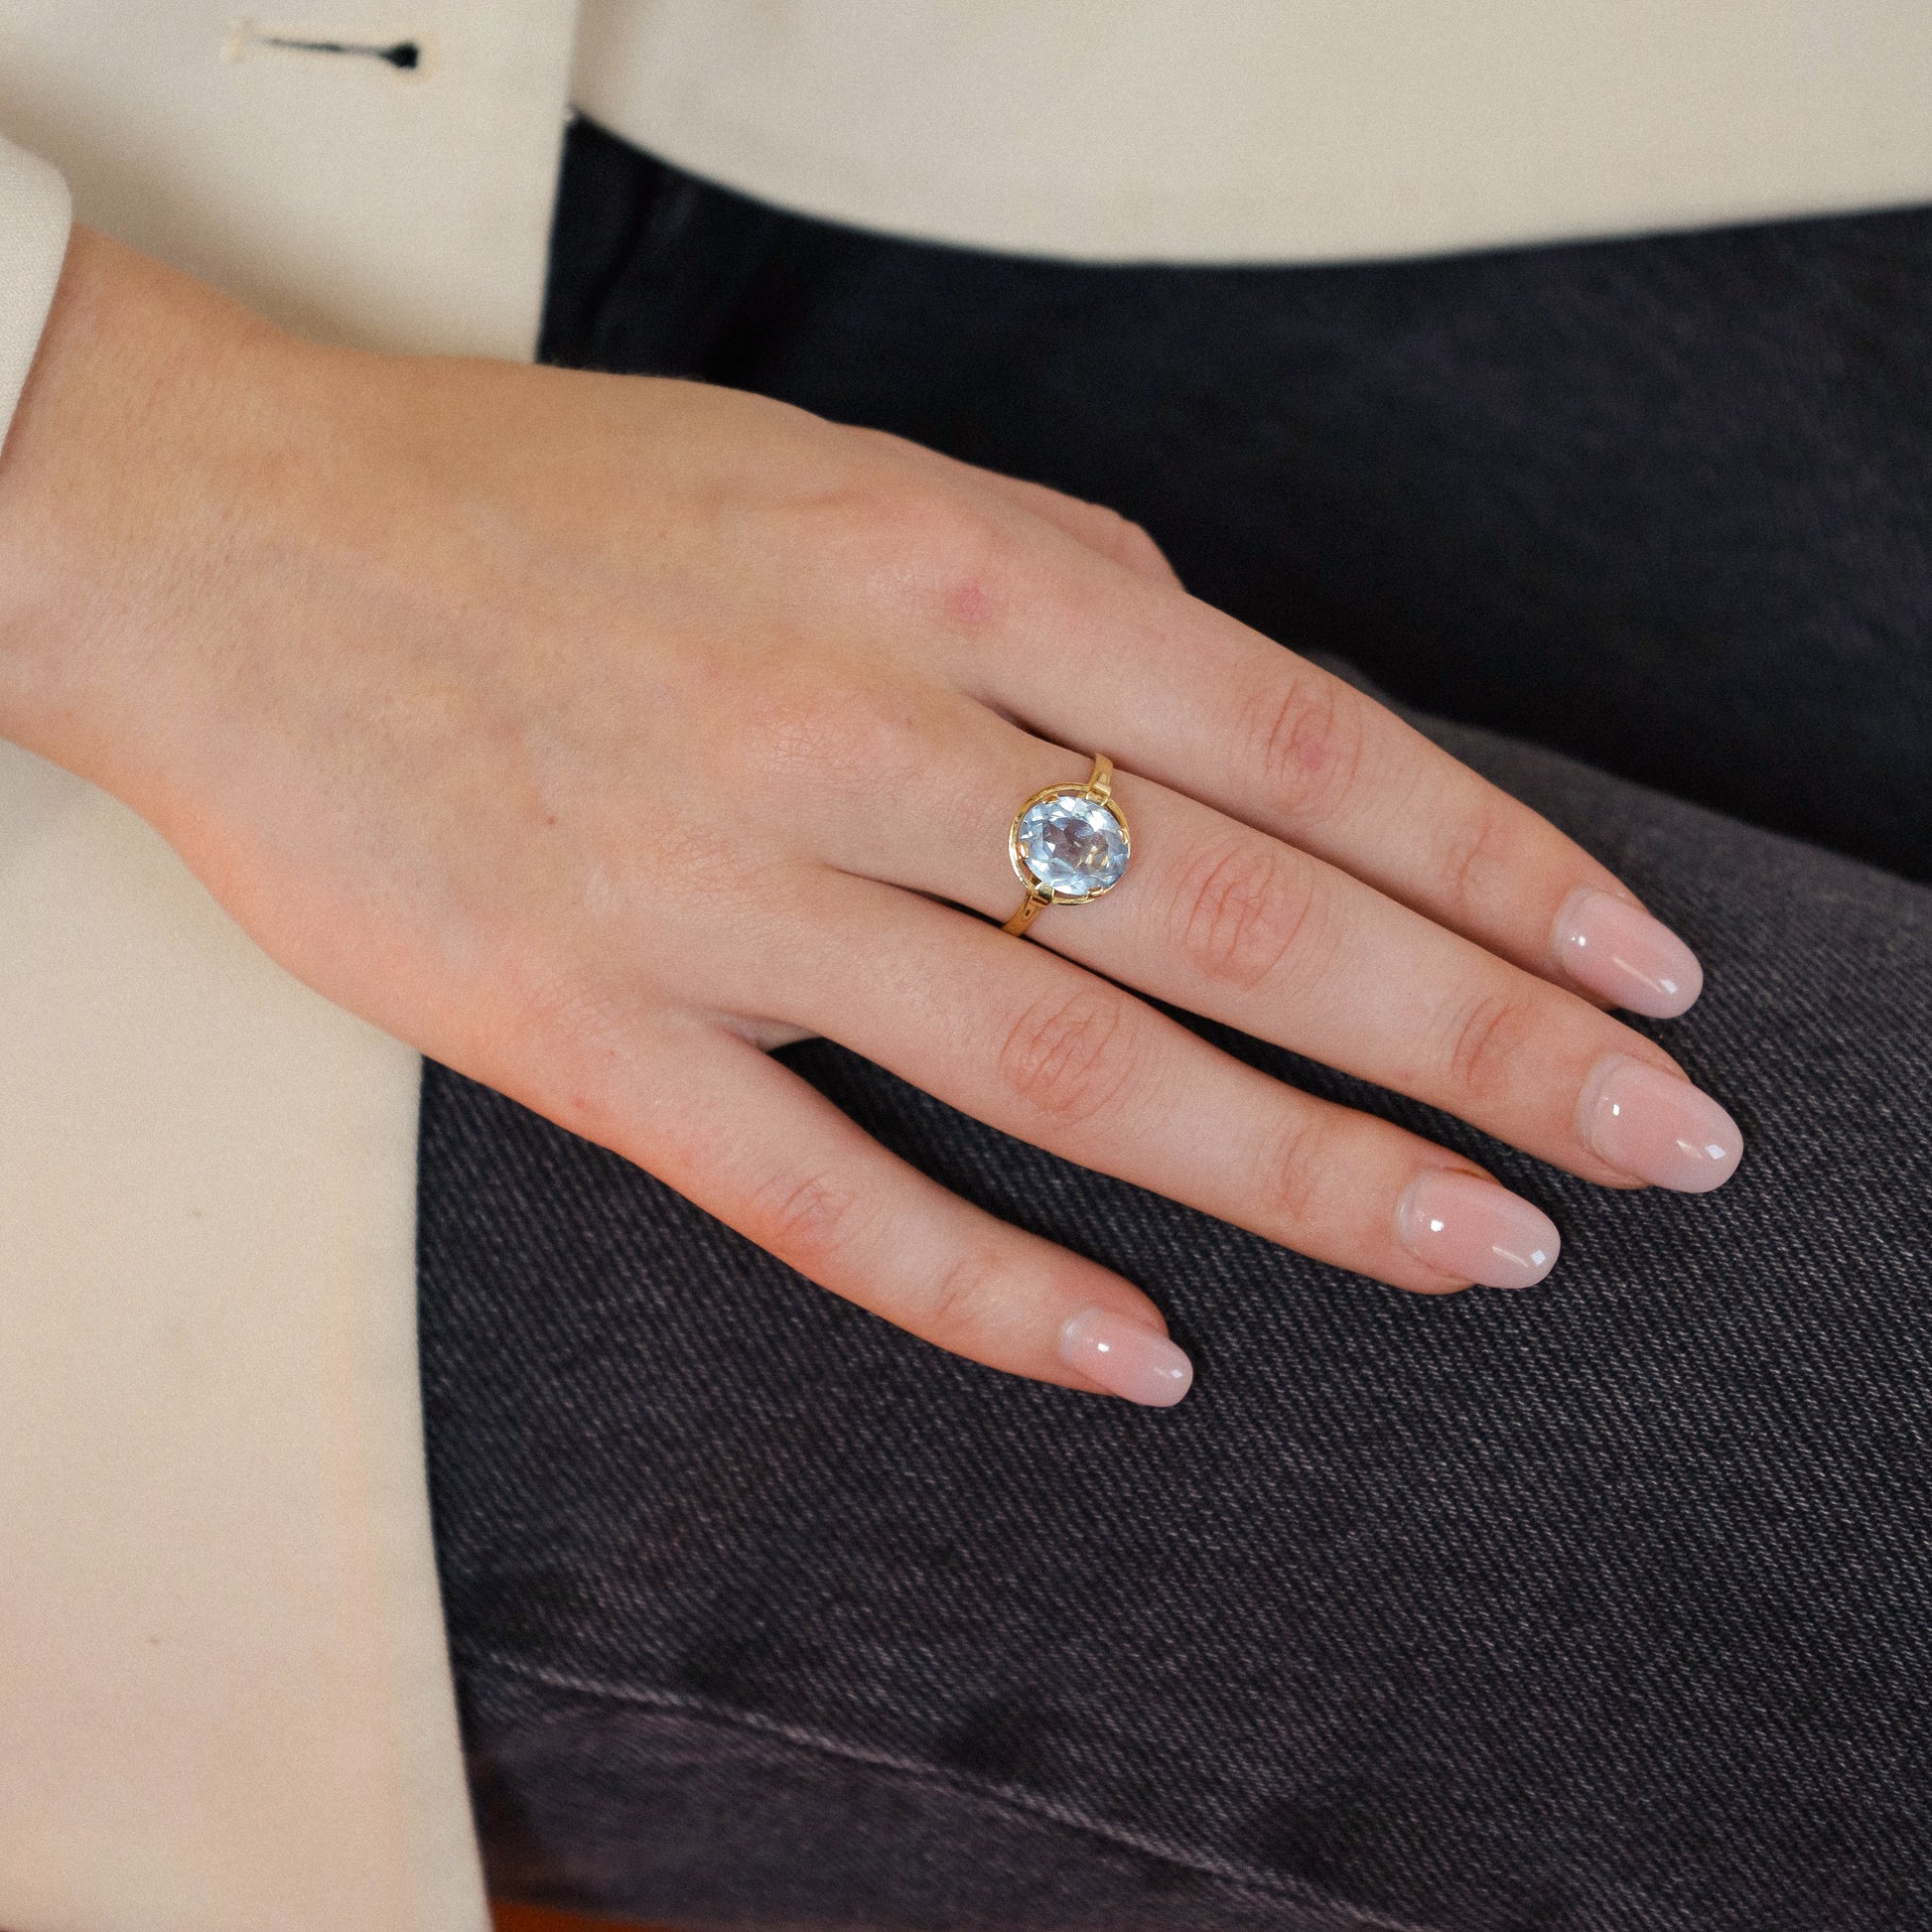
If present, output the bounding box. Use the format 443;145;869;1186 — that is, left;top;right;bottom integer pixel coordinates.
225;23;429;73
264;35;419;67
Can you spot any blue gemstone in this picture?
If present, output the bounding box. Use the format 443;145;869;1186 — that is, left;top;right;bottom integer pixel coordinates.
1016;792;1129;897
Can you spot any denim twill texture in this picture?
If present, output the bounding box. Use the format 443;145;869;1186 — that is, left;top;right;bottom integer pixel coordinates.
418;121;1932;1930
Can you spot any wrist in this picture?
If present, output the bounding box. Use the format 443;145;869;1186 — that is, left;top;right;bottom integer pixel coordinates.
0;226;311;793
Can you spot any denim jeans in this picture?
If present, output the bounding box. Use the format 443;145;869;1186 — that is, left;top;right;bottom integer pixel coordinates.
419;120;1932;1930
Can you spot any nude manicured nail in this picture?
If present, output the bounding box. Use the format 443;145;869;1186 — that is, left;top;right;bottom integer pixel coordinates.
1553;888;1704;1018
1581;1055;1743;1192
1059;1308;1193;1407
1396;1171;1561;1289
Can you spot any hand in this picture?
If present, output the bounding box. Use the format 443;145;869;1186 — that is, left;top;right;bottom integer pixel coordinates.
0;229;1739;1406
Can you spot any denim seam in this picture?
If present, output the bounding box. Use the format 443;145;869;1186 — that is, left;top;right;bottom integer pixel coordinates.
464;1647;1449;1932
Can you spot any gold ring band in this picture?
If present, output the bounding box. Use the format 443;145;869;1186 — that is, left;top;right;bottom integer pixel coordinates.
1003;753;1132;937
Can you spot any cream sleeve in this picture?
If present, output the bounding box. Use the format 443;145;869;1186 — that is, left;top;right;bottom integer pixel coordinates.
0;135;69;445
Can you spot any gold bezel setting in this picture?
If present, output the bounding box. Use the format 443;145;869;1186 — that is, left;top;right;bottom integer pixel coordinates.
1003;754;1131;937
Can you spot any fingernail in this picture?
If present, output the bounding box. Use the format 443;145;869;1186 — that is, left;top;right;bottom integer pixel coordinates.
1059;1308;1193;1407
1396;1170;1561;1289
1581;1054;1743;1192
1553;888;1703;1018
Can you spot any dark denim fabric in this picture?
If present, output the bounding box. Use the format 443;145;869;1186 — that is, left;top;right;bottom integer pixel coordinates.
419;121;1932;1929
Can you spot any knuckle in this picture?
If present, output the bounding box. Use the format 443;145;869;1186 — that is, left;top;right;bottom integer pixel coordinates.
504;966;684;1156
842;422;934;470
1246;671;1365;824
1081;501;1172;577
832;483;1028;647
845;480;1005;577
750;1167;873;1272
920;1244;1011;1337
997;986;1137;1127
1442;988;1541;1103
1170;836;1315;992
1435;798;1521;919
1112;516;1175;580
1253;1107;1327;1235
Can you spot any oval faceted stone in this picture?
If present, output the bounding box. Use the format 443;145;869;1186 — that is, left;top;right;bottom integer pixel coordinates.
1015;791;1129;897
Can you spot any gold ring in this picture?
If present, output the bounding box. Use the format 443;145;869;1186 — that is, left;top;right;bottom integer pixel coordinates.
1003;753;1133;937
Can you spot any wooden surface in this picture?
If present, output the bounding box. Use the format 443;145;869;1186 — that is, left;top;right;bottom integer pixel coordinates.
491;1904;668;1931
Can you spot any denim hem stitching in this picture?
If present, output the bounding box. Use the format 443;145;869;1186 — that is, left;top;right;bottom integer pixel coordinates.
464;1647;1447;1932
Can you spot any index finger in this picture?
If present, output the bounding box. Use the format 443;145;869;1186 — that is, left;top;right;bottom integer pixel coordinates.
941;516;1703;1019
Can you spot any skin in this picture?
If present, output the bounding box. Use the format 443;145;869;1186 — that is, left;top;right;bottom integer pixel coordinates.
0;228;1729;1398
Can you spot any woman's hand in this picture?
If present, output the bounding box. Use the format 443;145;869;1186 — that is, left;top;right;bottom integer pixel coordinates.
0;229;1738;1405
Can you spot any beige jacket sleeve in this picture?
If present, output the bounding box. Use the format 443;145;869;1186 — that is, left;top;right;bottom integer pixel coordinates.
0;135;69;440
